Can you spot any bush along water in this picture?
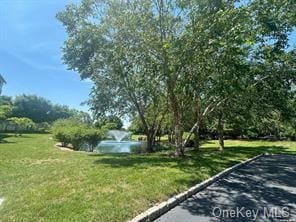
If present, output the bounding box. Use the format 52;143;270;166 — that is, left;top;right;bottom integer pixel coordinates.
52;118;103;151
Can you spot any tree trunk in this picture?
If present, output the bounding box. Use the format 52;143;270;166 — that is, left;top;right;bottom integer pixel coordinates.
217;112;224;151
194;125;200;150
170;131;174;143
183;120;200;148
167;83;184;156
159;0;184;156
174;117;184;156
168;133;171;143
146;131;154;152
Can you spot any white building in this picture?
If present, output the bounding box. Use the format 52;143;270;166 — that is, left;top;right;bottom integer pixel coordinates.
0;74;6;95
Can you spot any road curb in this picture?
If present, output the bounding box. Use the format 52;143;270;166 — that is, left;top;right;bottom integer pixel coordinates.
129;153;265;222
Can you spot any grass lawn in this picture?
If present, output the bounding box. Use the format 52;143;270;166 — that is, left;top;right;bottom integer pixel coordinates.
0;134;295;222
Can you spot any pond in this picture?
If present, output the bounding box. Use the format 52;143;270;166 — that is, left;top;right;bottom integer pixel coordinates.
94;140;146;153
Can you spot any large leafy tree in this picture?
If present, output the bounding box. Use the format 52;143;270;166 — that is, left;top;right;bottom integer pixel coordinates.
58;0;296;156
183;0;296;151
57;0;170;152
12;95;53;123
57;0;246;155
179;0;254;150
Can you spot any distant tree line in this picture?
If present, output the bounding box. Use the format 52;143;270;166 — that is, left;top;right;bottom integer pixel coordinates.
0;94;91;133
0;94;125;149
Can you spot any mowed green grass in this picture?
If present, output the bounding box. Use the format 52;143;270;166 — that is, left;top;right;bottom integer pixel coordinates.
0;134;295;222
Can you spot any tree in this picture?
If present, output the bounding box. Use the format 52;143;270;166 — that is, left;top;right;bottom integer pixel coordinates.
7;117;35;135
58;0;296;156
0;96;13;106
128;118;145;135
57;0;168;152
12;95;52;123
171;0;254;152
183;0;296;151
96;115;123;130
0;105;12;120
0;96;13;122
50;104;77;122
72;110;93;124
11;94;82;123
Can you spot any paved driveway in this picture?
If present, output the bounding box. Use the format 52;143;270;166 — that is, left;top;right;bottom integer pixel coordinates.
155;154;296;222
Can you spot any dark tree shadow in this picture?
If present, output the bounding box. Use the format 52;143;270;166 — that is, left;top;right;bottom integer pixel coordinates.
0;133;34;143
0;133;15;143
90;145;296;220
90;145;293;169
89;146;294;188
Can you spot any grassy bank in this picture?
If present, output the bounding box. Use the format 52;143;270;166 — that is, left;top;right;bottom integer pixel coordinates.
0;134;295;221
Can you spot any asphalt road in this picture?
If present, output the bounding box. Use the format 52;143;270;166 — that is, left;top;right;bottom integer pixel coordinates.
155;154;296;222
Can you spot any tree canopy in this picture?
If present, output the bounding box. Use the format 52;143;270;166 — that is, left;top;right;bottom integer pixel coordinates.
58;0;296;155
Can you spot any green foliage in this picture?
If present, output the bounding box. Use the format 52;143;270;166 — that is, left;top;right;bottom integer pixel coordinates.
84;128;102;151
57;0;170;152
10;94;83;123
7;117;35;135
0;105;12;120
0;94;92;134
52;118;102;151
52;118;81;149
95;115;123;134
7;117;34;126
129;118;145;134
36;122;51;133
100;122;118;131
96;115;123;130
0;95;13;106
58;0;296;152
12;95;53;123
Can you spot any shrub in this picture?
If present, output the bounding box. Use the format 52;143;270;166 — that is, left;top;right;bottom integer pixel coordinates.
52;118;103;151
84;129;102;152
52;118;83;149
36;122;51;133
67;126;87;150
53;127;71;147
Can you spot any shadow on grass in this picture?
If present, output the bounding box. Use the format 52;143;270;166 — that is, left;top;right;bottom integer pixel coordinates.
85;146;296;206
89;145;293;187
0;134;15;143
0;133;34;143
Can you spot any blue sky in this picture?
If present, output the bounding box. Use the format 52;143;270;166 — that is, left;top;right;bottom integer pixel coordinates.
0;0;91;111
